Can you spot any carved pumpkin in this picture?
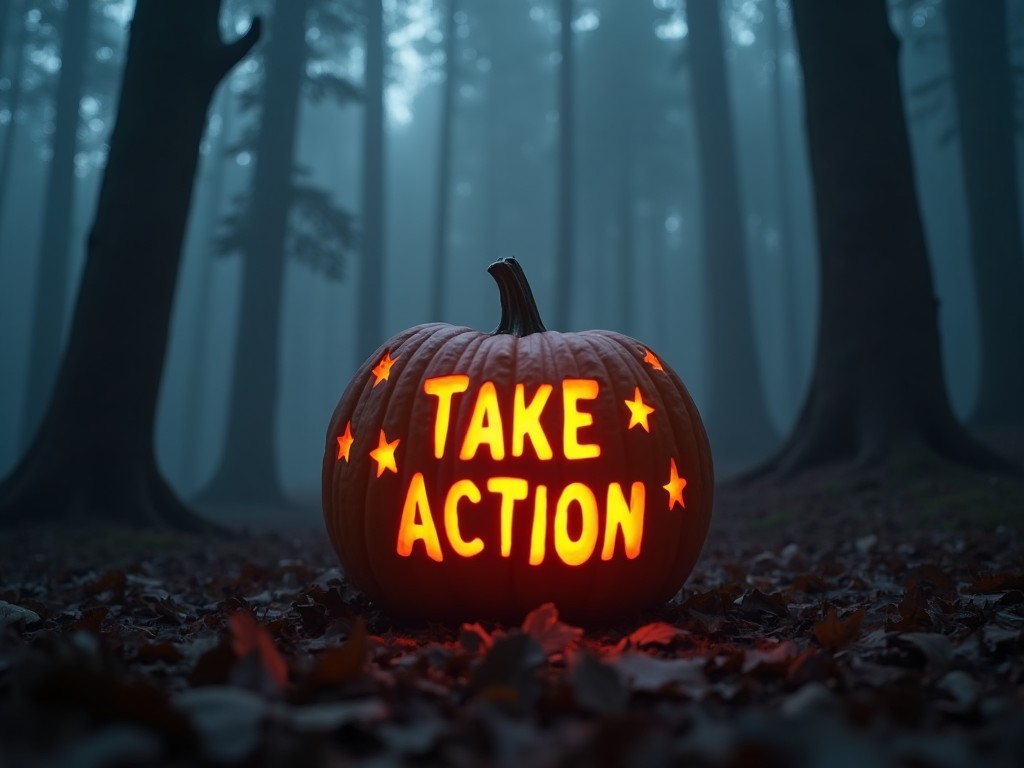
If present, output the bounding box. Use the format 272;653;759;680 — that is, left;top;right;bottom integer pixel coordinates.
322;258;713;622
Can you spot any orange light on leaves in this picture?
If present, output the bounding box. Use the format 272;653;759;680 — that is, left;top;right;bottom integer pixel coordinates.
643;348;664;372
663;458;687;510
371;352;396;387
369;429;400;477
336;421;355;462
624;387;655;432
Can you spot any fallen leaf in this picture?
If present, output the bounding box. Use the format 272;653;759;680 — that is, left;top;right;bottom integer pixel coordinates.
570;651;628;714
0;601;41;631
963;572;1024;594
735;589;790;619
229;610;288;689
813;607;864;651
173;686;266;763
935;670;978;714
275;698;387;731
613;653;706;695
306;616;368;686
628;621;687;648
467;632;545;707
521;603;582;657
897;632;953;671
459;622;493;654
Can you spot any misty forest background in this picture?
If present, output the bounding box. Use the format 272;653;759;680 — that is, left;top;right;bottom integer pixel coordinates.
0;0;1021;521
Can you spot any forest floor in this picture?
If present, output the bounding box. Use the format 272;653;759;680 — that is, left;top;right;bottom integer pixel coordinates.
1;455;1023;767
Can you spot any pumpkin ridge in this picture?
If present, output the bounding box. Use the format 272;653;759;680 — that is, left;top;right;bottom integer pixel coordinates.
356;324;471;614
616;333;689;607
617;332;712;601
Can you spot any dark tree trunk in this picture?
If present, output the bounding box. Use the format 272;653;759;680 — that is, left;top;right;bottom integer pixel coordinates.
687;0;777;462
944;0;1024;428
180;92;233;489
753;0;1008;477
615;153;634;331
430;0;457;320
199;0;308;506
20;0;90;446
765;0;803;401
0;0;259;529
357;0;385;361
553;0;574;329
0;0;27;240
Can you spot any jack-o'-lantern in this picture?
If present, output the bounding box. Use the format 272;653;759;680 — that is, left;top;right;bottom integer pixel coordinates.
322;258;713;622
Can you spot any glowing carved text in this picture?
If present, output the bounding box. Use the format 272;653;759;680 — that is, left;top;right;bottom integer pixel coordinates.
395;473;647;566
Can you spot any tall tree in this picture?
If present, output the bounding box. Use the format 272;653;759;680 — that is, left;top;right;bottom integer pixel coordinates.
753;0;1007;476
943;0;1024;428
0;0;27;237
357;0;385;360
0;0;259;529
20;0;90;446
552;0;574;329
687;0;776;462
201;0;356;504
200;0;307;506
430;0;458;319
763;0;803;398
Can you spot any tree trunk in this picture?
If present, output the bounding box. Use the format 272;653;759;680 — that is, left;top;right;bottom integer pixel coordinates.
357;0;385;361
753;0;1008;477
180;92;233;490
687;0;777;462
764;0;803;402
944;0;1024;428
615;151;634;331
430;0;457;320
20;0;90;447
553;0;575;329
0;0;259;529
0;0;27;242
199;0;308;506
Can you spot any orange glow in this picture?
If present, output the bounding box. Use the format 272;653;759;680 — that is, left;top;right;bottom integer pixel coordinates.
643;348;664;372
460;381;505;461
444;480;484;557
563;379;601;460
392;475;654;566
424;375;469;458
487;477;528;557
528;485;548;566
369;429;400;477
371;351;397;387
601;482;645;560
624;387;655;432
397;472;443;561
553;482;599;566
512;383;553;460
336;421;355;462
663;458;687;510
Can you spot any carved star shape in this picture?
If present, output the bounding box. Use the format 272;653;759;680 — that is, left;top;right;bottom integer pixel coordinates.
369;429;400;477
624;387;655;432
643;348;664;372
371;351;396;387
336;421;354;462
663;458;687;510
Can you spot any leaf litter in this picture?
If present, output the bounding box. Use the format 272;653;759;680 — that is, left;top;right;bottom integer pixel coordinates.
0;510;1023;767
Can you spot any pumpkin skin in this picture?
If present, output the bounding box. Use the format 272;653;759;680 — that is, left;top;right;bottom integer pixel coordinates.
322;258;713;623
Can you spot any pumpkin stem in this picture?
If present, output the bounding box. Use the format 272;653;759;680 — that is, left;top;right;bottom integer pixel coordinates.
488;257;548;337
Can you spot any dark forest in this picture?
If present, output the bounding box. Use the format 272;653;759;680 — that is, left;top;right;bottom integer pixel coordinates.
1;1;1023;765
